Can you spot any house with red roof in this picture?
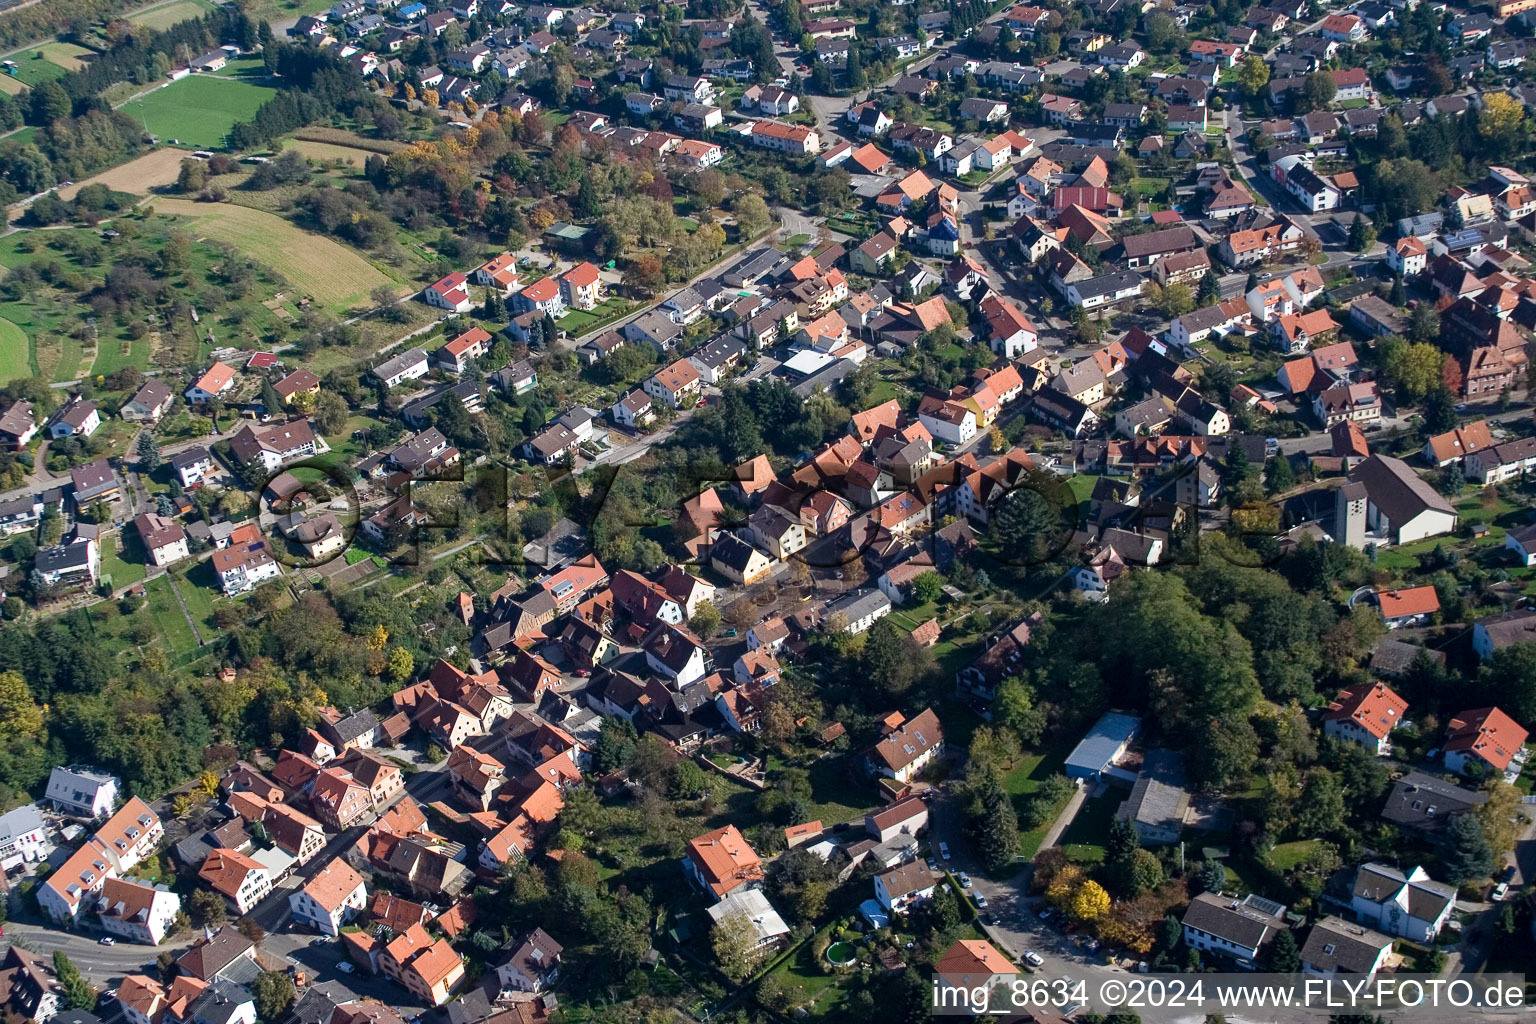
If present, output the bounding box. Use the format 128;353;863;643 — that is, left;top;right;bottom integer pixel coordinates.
436;327;493;374
1444;707;1528;776
559;262;603;310
472;253;520;295
186;362;236;404
423;272;472;313
1375;585;1440;629
684;825;764;900
1323;681;1408;755
514;277;565;317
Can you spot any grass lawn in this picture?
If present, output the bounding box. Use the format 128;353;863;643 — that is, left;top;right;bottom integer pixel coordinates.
1130;177;1171;197
555;297;632;338
122;75;278;150
786;233;813;247
800;755;875;824
1002;743;1075;861
0;317;30;383
1059;791;1126;863
1336;98;1370;109
144;575;197;654
174;570;219;634
887;599;939;631
129;0;219;29
54;333;83;383
1266;839;1324;872
100;534;149;587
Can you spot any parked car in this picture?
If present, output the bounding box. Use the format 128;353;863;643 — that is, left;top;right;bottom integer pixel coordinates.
974;894;988;908
1023;950;1044;967
926;857;937;871
1493;882;1510;901
98;936;114;946
939;841;951;860
337;962;356;974
958;873;972;888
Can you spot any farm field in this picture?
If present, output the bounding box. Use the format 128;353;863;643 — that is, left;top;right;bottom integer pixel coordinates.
152;198;396;311
0;317;30;383
50;147;195;206
286;140;374;169
121;75;276;150
128;0;219;30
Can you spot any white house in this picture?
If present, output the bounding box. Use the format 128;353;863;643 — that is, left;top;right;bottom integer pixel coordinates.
372;348;430;388
46;765;119;818
289;858;369;936
423;272;472;312
95;878;180;945
866;707;942;783
1321;681;1407;755
0;804;48;869
1181;892;1288;967
1300;917;1394;980
825;590;893;636
706;890;789;955
48;398;100;439
874;860;936;913
1349;863;1455;942
186;362;236;404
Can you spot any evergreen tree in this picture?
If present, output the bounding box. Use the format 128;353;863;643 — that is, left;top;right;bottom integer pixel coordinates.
136;432;161;471
260;378;282;417
1269;928;1300;972
1348;213;1377;253
1389;274;1406;306
1197;270;1220;305
846;44;866;90
1441;813;1495;884
973;775;1019;873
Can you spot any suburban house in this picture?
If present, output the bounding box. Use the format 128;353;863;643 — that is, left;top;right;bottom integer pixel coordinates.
1322;682;1407;755
134;513;189;567
289;859;369;936
373;348;430;388
1300;917;1394;980
186;362;236;404
1181;892;1289;967
198;848;271;915
874;860;936;913
684;825;763;900
1349;863;1455;942
1347;455;1458;545
48;398;100;439
436;327;493;373
228;420;318;474
94;878;180;945
422;272;472;312
1443;706;1528;777
866;708;943;783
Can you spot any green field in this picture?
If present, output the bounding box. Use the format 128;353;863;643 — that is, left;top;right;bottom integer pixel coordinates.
128;0;218;30
122;75;277;150
0;317;31;382
144;575;197;654
4;41;97;88
100;534;149;588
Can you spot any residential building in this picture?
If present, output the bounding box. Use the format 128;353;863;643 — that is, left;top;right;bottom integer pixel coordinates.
290;859;369;936
867;708;942;783
1443;706;1528;776
1115;750;1189;846
1349;863;1455;942
380;923;465;1006
1300;918;1394;979
1375;585;1439;629
372;348;430;388
134;513;188;567
495;929;563;994
1322;682;1407;755
422;272;472;312
46;766;119;818
94;878;180;945
186;362;236;404
684;825;763;900
198;848;271;915
874;860;936;913
1181;892;1289;966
